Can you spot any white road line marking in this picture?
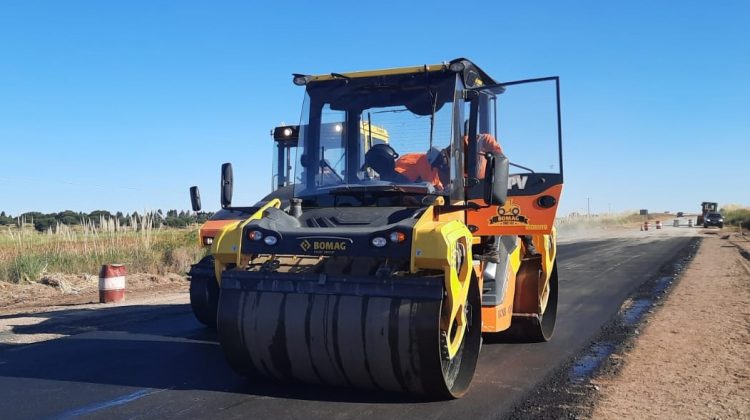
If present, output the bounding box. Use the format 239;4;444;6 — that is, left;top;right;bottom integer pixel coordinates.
53;387;169;419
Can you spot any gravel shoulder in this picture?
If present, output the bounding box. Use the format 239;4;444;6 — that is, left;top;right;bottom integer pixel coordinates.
0;272;189;346
0;272;188;315
592;230;750;419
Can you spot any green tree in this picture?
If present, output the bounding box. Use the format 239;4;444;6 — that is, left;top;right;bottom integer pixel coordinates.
0;211;13;225
88;210;112;219
57;210;80;225
33;217;55;232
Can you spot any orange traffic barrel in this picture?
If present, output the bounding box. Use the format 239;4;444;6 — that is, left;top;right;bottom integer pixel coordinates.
655;220;662;229
643;221;650;231
99;264;126;303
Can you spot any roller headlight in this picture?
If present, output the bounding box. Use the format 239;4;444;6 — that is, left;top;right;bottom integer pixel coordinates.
371;237;387;248
248;230;263;241
263;235;278;246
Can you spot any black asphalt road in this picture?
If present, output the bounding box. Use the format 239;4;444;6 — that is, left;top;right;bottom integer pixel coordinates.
0;232;695;420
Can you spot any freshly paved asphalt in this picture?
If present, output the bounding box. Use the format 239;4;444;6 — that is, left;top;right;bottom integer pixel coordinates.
0;228;697;419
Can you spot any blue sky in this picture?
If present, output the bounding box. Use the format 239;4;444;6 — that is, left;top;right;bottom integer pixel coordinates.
1;0;748;216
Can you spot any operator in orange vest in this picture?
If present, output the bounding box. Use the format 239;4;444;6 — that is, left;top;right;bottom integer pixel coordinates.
394;133;538;260
394;132;503;190
393;149;444;189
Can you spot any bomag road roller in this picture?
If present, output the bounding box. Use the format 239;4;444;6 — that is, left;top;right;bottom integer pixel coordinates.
207;58;564;399
188;124;390;327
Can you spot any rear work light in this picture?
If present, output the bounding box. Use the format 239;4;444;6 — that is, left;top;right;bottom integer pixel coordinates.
389;231;406;243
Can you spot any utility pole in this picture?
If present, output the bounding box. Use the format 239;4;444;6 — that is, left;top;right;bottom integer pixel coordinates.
587;197;591;217
608;202;611;214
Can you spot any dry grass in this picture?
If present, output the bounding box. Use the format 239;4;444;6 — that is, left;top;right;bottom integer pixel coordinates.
721;204;750;230
0;216;204;284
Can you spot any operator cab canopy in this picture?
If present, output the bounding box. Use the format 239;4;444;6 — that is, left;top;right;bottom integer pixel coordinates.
289;58;563;212
290;59;496;203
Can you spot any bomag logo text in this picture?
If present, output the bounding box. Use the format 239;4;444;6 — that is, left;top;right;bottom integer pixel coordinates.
313;241;347;251
300;239;348;253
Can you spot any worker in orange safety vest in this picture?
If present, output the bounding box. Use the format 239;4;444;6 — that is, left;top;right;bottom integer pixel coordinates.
394;133;538;260
394;132;503;190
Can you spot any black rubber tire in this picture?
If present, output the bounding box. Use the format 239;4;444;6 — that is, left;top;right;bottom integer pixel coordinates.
189;256;220;329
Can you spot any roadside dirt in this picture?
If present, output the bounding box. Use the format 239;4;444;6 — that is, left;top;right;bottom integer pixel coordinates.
0;272;188;315
0;273;189;346
592;230;750;419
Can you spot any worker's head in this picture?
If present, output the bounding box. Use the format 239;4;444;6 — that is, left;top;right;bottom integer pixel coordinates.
364;144;399;178
428;146;451;187
428;146;450;171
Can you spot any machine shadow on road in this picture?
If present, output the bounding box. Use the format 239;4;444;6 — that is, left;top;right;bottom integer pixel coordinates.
0;304;196;339
0;304;435;404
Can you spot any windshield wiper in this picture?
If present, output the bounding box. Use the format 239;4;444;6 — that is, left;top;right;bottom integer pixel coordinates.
509;161;535;173
328;183;436;195
319;159;344;183
329;184;406;194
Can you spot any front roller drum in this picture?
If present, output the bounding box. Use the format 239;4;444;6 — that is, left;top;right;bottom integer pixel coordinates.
217;275;481;399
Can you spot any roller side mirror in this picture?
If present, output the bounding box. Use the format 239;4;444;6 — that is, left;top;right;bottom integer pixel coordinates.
190;186;201;212
484;152;509;206
221;162;233;209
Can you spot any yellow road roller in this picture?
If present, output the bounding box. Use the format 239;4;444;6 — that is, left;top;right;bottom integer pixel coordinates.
208;59;564;398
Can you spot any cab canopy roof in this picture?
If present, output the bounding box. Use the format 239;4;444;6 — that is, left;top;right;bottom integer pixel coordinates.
292;58;498;90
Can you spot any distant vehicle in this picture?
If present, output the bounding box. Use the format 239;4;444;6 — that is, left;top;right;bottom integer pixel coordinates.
697;201;718;225
703;212;724;229
676;211;684;217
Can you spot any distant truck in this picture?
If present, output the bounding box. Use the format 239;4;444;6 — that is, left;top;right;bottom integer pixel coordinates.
697;201;718;226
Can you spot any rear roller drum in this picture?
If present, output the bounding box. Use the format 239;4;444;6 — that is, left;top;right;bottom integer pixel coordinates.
510;261;558;342
188;256;220;328
217;277;481;399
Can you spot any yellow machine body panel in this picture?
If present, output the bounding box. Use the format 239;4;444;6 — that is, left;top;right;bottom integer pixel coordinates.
307;64;449;83
411;204;473;358
210;199;281;281
198;219;237;247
